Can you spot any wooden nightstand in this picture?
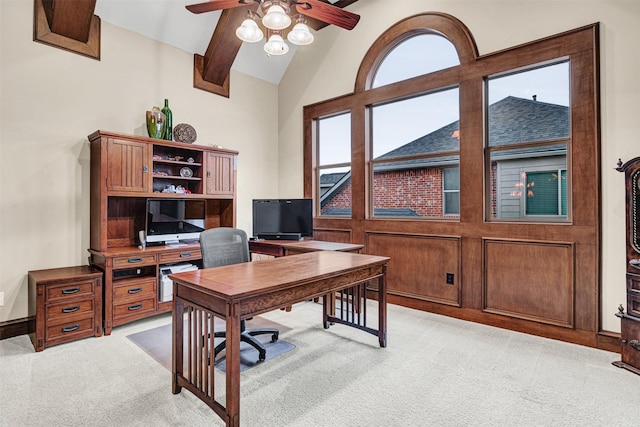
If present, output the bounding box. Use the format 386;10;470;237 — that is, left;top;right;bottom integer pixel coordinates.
28;266;103;352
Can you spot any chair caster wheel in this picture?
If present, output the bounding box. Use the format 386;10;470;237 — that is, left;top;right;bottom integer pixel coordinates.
271;333;279;343
258;354;266;362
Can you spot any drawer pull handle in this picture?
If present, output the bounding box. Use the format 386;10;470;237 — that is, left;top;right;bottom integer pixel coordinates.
128;287;143;294
128;304;143;311
631;340;640;351
61;287;80;295
629;259;640;269
128;257;143;263
180;252;192;258
62;305;80;313
62;324;80;333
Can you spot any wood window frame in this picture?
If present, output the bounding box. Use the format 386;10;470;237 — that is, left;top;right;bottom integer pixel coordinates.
303;13;603;348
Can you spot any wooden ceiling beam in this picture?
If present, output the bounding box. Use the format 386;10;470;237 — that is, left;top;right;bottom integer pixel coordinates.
42;0;96;42
195;0;360;97
33;0;100;60
194;4;259;97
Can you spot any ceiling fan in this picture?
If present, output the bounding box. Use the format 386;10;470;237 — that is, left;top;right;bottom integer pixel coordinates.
186;0;360;55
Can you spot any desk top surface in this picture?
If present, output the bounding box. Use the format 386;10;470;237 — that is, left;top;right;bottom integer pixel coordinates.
169;251;388;300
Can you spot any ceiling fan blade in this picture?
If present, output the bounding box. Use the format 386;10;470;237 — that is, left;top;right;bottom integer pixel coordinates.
295;0;360;30
186;0;254;14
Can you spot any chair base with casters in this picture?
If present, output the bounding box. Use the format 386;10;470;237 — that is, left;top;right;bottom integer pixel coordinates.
213;319;279;362
200;227;281;363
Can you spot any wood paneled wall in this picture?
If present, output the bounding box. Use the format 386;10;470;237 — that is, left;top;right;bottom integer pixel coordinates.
304;15;608;350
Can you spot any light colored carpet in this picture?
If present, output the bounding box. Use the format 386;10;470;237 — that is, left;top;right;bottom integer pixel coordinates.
126;316;295;372
1;301;639;427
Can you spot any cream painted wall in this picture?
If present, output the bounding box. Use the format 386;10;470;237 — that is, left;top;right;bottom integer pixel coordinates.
0;1;279;322
278;0;640;333
1;1;637;334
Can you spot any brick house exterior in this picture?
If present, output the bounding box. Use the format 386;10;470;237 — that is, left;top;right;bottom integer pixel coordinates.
320;96;569;218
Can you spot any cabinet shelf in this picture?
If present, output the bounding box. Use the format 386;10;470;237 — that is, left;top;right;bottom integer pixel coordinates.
153;160;202;167
153;158;202;166
152;174;202;181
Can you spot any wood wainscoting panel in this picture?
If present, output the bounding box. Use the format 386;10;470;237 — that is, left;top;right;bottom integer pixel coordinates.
313;228;352;243
483;239;575;328
367;232;461;306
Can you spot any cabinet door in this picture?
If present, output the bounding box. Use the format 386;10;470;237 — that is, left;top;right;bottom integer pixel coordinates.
107;138;149;193
205;152;235;196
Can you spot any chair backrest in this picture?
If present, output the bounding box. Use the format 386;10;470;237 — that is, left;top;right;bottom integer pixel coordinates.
199;228;250;268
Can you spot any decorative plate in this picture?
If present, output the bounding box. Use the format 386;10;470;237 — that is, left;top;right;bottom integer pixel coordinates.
173;123;197;144
180;167;193;178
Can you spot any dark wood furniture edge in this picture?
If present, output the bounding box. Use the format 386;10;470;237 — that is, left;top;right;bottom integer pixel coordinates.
598;330;622;353
612;360;640;375
33;0;101;60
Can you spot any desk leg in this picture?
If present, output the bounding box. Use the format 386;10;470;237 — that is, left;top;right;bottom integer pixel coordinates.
172;296;184;394
225;303;241;427
378;266;388;348
322;294;331;329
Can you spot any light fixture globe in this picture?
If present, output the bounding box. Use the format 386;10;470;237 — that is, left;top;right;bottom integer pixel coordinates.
236;16;264;43
287;22;314;46
261;2;291;30
264;32;289;56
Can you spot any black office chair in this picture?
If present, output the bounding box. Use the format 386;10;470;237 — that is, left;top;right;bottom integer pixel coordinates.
200;227;279;362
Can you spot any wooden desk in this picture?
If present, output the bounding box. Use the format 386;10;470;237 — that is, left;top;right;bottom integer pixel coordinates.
170;251;389;427
249;239;365;310
249;239;363;257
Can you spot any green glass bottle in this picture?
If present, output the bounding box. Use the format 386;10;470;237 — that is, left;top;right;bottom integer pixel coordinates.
161;98;173;140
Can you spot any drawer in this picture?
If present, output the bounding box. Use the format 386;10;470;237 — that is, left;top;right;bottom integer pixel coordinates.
620;317;640;371
112;254;157;269
114;277;156;301
46;317;95;341
46;299;94;324
628;294;640;318
113;297;156;320
46;280;96;303
159;249;202;264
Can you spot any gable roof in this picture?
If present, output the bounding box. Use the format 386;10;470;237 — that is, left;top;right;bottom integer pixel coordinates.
378;96;569;160
320;173;347;187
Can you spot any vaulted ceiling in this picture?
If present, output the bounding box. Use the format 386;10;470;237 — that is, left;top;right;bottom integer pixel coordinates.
34;0;359;97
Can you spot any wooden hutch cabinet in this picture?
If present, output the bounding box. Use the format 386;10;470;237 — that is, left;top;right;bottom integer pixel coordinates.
88;130;237;335
614;157;640;375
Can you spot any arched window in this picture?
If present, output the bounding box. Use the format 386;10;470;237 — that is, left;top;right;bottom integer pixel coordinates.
356;13;475;219
372;34;460;88
303;12;600;345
